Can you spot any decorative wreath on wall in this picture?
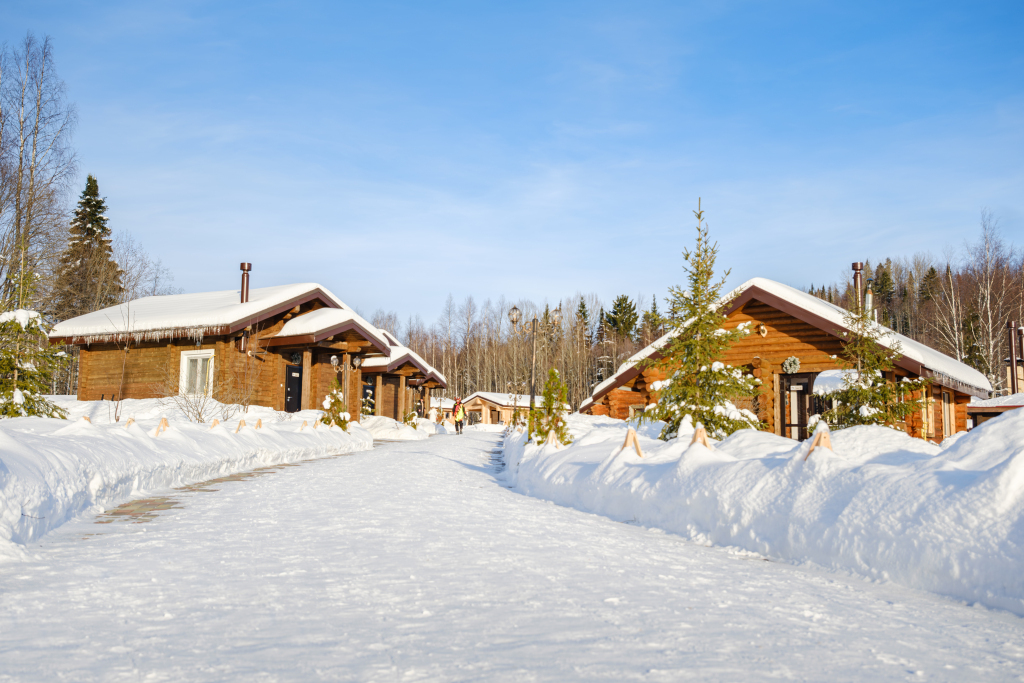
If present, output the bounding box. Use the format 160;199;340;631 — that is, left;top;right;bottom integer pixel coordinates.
782;356;801;374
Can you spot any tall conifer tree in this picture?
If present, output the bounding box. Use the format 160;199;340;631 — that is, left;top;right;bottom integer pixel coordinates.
641;201;761;439
53;175;123;319
605;295;638;340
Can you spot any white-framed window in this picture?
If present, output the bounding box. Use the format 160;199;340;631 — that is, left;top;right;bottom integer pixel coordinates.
180;350;215;396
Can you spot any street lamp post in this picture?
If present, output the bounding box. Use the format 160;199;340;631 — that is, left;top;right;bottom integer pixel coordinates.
529;317;538;410
508;304;561;413
352;355;362;416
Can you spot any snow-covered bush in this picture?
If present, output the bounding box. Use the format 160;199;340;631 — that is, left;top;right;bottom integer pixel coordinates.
321;379;350;429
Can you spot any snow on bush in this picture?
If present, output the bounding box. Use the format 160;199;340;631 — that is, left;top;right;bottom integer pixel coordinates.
503;411;1024;615
0;398;373;560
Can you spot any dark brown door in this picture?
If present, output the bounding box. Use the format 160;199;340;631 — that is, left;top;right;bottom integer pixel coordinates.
780;372;818;440
285;365;302;413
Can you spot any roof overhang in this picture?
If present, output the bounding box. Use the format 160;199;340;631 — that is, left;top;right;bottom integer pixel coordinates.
266;318;390;354
967;404;1023;414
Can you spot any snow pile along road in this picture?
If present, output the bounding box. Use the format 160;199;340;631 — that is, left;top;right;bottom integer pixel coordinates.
359;415;431;440
503;411;1024;615
0;398;372;559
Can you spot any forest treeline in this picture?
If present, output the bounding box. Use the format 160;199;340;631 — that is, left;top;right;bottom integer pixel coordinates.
1;35;178;392
369;292;668;412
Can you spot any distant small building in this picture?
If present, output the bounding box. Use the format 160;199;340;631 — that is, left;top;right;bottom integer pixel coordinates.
967;393;1024;428
579;277;992;442
461;392;565;425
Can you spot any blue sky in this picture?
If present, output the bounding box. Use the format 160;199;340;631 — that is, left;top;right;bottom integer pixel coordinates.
6;1;1023;321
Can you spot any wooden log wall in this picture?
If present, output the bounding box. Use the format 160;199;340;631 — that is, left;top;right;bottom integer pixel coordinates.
381;376;400;419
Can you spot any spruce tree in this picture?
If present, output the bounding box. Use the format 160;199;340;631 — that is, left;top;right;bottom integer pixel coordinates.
873;263;895;307
641;296;664;341
641;201;761;440
821;305;928;429
576;297;590;339
918;266;939;302
529;368;572;445
605;295;639;340
52;175;123;320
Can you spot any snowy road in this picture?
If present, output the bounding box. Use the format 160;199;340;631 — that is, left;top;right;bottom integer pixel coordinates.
1;432;1023;681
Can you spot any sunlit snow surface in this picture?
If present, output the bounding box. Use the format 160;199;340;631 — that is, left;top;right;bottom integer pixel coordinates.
1;432;1022;681
506;412;1024;616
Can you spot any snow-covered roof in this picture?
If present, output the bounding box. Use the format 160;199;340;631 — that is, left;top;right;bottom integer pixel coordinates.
970;392;1024;408
271;308;389;353
49;284;347;343
579;276;992;412
430;397;455;409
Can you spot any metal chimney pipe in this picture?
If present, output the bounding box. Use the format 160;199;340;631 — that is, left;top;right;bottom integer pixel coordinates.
240;262;252;304
852;262;864;313
1009;321;1020;395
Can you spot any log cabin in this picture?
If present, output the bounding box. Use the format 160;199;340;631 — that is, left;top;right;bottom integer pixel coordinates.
360;331;447;421
48;266;397;419
460;392;560;425
579;277;992;442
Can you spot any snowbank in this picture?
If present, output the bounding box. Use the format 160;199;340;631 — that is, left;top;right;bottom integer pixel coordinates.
466;424;506;433
359;415;430;441
0;398;373;560
503;412;1024;615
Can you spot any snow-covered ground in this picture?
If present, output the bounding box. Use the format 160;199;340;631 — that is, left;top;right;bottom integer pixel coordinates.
1;431;1022;681
504;411;1024;616
0;398;372;559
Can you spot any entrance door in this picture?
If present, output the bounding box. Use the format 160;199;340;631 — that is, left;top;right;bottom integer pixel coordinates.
285;364;303;413
779;372;817;440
